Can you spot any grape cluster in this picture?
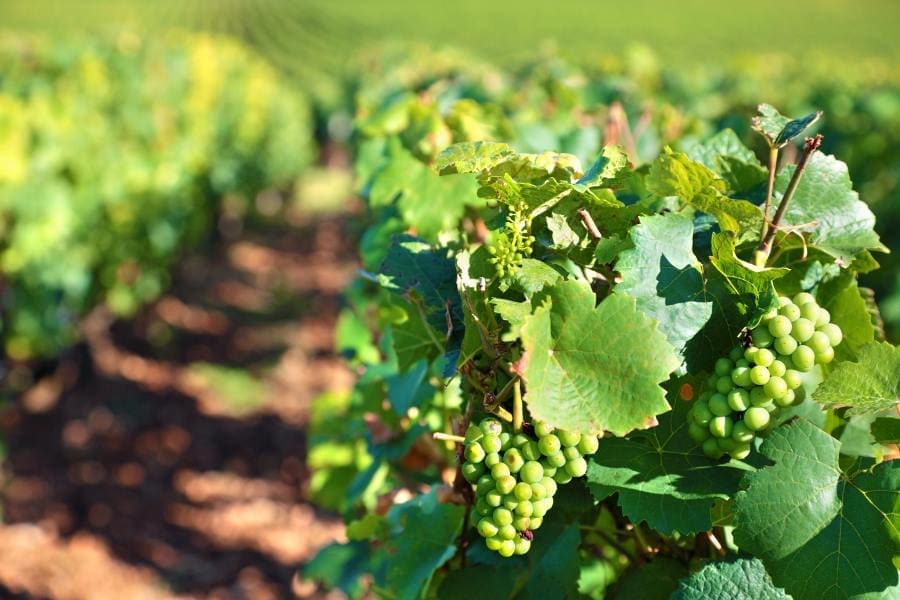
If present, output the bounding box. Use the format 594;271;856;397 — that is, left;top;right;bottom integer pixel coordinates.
689;293;843;460
461;417;599;556
487;203;535;277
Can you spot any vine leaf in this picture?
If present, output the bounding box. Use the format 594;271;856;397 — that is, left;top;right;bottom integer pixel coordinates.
681;129;767;196
752;103;822;148
812;342;900;416
586;383;748;535
710;233;788;297
817;274;875;362
575;144;631;188
435;140;516;175
733;419;900;599
614;557;689;600
519;281;680;436
671;558;790;600
615;212;713;354
774;152;887;262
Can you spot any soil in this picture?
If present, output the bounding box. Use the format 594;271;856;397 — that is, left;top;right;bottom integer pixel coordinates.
0;206;360;599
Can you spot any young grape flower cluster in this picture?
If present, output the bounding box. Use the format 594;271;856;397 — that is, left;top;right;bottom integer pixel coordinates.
689;293;843;460
461;417;599;557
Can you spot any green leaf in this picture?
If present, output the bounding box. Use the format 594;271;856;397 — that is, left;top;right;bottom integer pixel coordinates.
392;311;443;372
492;298;531;342
613;557;689;600
302;541;372;598
813;342;900;416
437;565;521;600
615;213;713;353
775;152;886;261
733;420;842;559
435;140;515;175
587;382;748;535
382;487;465;600
517;522;582;600
519;281;680;436
734;420;900;599
545;212;580;250
387;359;435;414
817;275;876;361
710;233;788;297
575;145;630;188
681;129;767;195
671;558;790;600
510;258;562;297
752;103;821;148
872;417;900;444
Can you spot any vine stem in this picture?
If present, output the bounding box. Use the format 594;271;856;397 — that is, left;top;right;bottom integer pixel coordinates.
512;380;523;432
433;432;466;444
754;135;823;266
577;207;602;241
758;146;779;243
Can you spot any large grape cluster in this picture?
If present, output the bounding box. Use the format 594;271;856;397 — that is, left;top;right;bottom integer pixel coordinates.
461;417;599;557
689;292;843;460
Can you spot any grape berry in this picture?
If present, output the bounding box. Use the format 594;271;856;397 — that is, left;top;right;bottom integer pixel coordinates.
689;293;842;459
462;417;599;556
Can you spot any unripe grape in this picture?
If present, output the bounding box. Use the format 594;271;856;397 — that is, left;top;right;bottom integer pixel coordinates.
692;401;713;426
768;315;792;338
755;348;775;367
715;357;734;376
815;307;831;327
731;443;752;460
465;424;483;444
689;422;709;443
530;482;547;500
769;360;787;377
482;434;502;454
760;399;777;412
706;376;718;390
544;452;565;468
498;523;518;541
491;463;511;480
749;365;770;386
750;386;771;406
520;461;544;484
565;456;588;477
498;539;516;557
512;434;530;448
709;394;731;416
820;323;842;346
514;482;533;501
521;441;541;461
764;376;788;399
775;389;796;407
534;421;554;438
779;303;801;321
542;465;557;478
499;432;512;450
577;435;600;455
503;495;518;510
729;347;744;361
476;499;491;516
735;358;750;368
731;368;752;389
774;335;798;356
513;516;530;531
718;375;736;393
553;470;573;484
462;462;484;483
816;346;835;364
486;490;503;507
799;301;819;321
752;327;774;348
503;449;525;472
727;389;751;412
476;475;494;495
485;452;501;467
493;507;513;526
793;292;816;306
792;318;815;343
717;437;737;453
496;475;516;495
709;416;733;438
777;296;791;308
557;430;581;447
806;331;831;355
481;419;503;436
529;516;543;529
702;438;723;459
560;447;578;461
541;477;558;497
465;443;485;463
538;435;561;456
744;407;770;431
515;499;534;516
486;536;503;551
784;369;802;390
478;518;499;538
732;421;754;443
744;347;759;363
514;538;531;555
792;345;815;371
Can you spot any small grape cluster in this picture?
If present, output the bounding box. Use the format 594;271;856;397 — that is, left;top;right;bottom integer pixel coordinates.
487;202;535;277
461;417;599;557
689;292;843;460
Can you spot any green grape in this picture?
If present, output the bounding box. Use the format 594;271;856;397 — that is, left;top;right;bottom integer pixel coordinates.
717;437;737;453
755;348;776;367
731;367;752;388
709;416;733;439
499;432;512;450
534;421;554;437
777;296;792;308
486;490;503;507
793;292;816;306
702;437;723;459
792;318;815;343
520;461;544;484
731;443;752;460
541;477;557;497
481;419;503;436
486;536;503;551
792;345;815;371
565;456;588;477
779;302;801;321
512;434;531;448
515;499;534;516
542;465;557;478
692;401;713;425
768;315;792;338
750;386;771;406
496;475;516;495
709;393;731;416
784;369;802;390
817;346;835;364
514;538;531;555
774;335;798;356
557;430;581;447
764;376;788;399
478;518;499;538
799;301;820;321
735;358;750;368
513;516;530;531
775;388;796;407
820;323;843;346
476;499;491;516
749;365;770;386
769;360;787;378
538;435;561;456
706;376;718;390
485;452;501;467
476;475;495;495
563;446;580;461
465;443;485;463
553;470;573;484
503;495;518;510
715;357;734;376
807;331;831;354
493;507;513;526
815;307;831;327
577;435;599;455
744;347;759;363
498;539;516;557
744;407;770;431
498;524;517;540
462;462;483;483
727;389;751;412
465;424;483;444
732;421;754;443
752;327;774;348
491;463;511;480
530;482;547;500
483;434;502;453
529;516;543;530
514;482;533;501
521;441;541;461
689;422;709;443
545;452;567;468
729;347;744;361
503;449;525;473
